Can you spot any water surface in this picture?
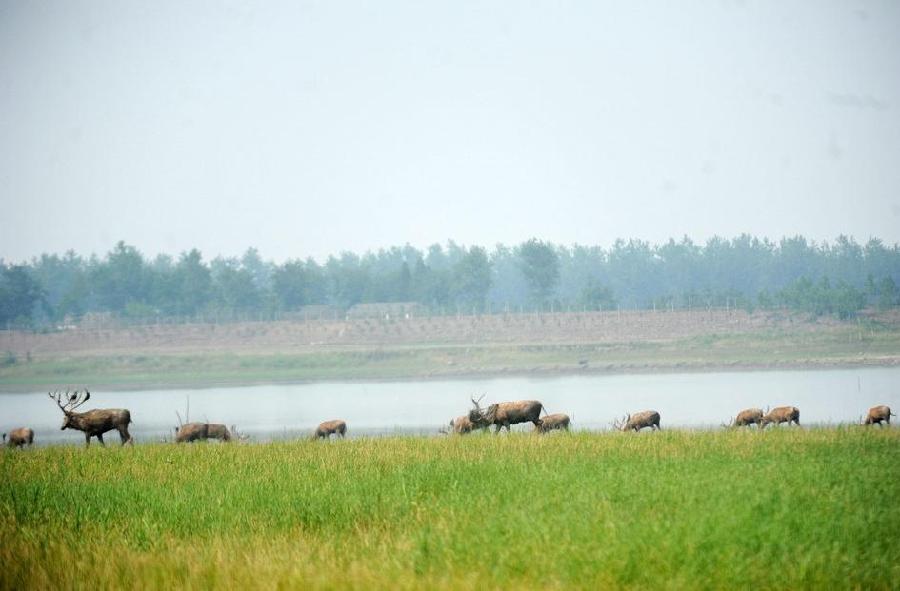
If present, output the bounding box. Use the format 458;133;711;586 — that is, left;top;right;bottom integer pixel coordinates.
3;367;898;445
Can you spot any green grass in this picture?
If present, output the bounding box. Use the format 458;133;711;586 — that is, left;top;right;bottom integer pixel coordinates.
2;428;899;589
2;322;900;388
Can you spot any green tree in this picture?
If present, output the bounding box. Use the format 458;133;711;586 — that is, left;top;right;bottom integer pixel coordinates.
580;280;617;310
170;249;212;316
453;246;492;310
211;258;261;313
273;260;314;310
518;239;559;305
878;276;898;310
91;241;148;312
0;265;44;327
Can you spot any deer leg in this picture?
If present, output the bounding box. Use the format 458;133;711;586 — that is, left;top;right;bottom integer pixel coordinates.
96;433;106;446
84;432;91;447
118;427;130;445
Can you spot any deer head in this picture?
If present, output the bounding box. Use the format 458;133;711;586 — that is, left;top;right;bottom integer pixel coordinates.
231;424;249;442
468;394;487;424
49;389;91;430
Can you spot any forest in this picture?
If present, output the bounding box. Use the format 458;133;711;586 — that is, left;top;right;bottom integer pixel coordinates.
1;234;899;328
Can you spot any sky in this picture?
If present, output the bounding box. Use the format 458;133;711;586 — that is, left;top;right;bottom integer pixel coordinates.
1;0;899;264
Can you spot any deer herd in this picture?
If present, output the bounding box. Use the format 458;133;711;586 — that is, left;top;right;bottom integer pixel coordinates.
0;389;896;448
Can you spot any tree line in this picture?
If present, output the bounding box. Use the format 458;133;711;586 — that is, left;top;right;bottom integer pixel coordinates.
1;235;899;328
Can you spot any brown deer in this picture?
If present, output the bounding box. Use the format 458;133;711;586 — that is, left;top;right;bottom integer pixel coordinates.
468;395;546;433
760;406;800;428
315;420;347;439
536;413;571;433
175;422;234;443
3;427;34;448
49;389;133;446
449;415;477;434
614;410;661;432
864;405;894;426
724;408;764;428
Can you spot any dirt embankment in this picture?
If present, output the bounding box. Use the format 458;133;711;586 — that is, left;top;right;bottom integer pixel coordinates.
1;309;891;359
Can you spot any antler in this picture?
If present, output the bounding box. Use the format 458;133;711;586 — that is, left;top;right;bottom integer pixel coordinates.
49;388;90;413
611;414;626;431
470;394;485;410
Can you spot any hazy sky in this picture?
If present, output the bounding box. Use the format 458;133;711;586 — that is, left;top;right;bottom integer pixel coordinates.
2;1;899;263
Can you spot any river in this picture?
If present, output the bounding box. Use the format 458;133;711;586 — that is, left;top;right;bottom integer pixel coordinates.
2;367;898;445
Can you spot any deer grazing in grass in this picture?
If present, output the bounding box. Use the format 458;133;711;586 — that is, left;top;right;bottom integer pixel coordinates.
613;410;661;432
863;405;894;426
724;408;764;428
314;420;347;439
175;422;236;443
448;415;477;434
3;427;34;448
536;413;571;433
468;395;546;433
49;389;133;446
760;406;800;428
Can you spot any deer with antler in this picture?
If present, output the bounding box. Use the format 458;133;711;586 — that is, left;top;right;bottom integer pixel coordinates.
468;394;547;433
723;408;765;428
759;406;800;428
613;410;661;432
49;389;133;447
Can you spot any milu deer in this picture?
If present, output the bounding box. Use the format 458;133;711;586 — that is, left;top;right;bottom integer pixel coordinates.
315;420;347;439
449;415;477;434
3;427;34;448
535;413;571;433
760;406;800;428
468;395;546;433
175;422;235;443
614;410;661;432
864;405;895;426
724;408;764;428
49;389;133;446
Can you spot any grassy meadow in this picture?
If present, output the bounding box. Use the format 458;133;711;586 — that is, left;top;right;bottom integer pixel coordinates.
2;428;899;589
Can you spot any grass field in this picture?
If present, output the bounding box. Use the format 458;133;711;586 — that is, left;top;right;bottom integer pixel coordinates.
2;310;899;389
2;428;898;589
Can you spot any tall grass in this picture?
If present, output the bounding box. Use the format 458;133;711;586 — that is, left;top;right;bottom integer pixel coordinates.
1;428;898;589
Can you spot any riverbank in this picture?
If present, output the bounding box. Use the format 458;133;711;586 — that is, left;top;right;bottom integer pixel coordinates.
2;429;898;589
1;310;898;390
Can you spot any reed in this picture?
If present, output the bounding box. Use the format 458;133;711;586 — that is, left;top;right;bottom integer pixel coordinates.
1;428;898;589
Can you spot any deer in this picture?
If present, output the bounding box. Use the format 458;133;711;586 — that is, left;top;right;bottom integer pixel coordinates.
536;413;571;433
448;415;477;434
760;406;800;428
314;420;347;439
613;410;661;432
723;408;764;428
3;427;34;448
175;422;235;443
863;405;895;426
468;394;546;433
49;389;133;446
